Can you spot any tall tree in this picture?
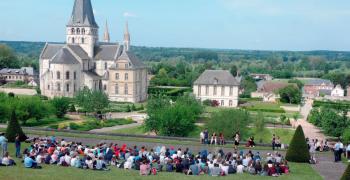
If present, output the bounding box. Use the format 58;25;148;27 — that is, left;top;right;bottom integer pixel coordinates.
6;109;27;142
75;87;109;114
0;45;20;68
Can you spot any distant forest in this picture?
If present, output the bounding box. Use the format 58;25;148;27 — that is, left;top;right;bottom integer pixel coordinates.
2;40;350;62
1;40;350;90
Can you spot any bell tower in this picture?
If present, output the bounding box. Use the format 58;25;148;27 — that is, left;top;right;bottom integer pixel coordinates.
66;0;99;58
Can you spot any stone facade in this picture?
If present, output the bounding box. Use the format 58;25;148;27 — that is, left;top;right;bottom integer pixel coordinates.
39;0;147;102
193;70;240;107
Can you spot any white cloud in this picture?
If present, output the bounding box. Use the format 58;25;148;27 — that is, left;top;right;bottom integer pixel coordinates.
123;12;137;18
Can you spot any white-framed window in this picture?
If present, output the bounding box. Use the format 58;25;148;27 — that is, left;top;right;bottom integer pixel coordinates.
205;85;209;95
198;85;201;95
56;71;61;79
66;84;70;92
221;100;224;106
229;100;233;107
229;86;233;96
66;71;70;80
214;86;217;95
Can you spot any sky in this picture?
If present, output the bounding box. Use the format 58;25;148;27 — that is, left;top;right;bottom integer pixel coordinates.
1;0;350;51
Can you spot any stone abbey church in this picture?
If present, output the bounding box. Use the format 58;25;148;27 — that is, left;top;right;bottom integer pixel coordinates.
39;0;148;103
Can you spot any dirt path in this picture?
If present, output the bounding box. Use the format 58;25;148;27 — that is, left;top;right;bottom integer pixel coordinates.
298;99;325;140
89;113;146;133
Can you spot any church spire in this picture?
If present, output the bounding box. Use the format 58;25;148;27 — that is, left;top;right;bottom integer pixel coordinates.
67;0;98;28
123;21;130;51
104;20;110;43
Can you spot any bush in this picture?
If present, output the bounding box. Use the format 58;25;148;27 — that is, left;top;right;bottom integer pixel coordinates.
207;109;251;138
69;104;76;112
131;104;136;111
126;105;131;112
202;99;212;106
285;125;310;163
343;129;350;144
50;97;70;118
341;164;350;180
5;110;27;142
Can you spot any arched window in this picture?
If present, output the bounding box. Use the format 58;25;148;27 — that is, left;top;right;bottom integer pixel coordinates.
57;82;61;91
81;38;84;44
77;28;80;34
72;37;75;44
82;28;85;35
115;84;119;94
66;84;70;92
56;71;61;79
71;28;75;34
66;71;70;80
124;83;128;95
74;71;77;80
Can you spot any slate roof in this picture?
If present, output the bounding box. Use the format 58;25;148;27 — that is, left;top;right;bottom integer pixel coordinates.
83;70;101;79
40;44;64;59
0;67;35;76
117;51;146;69
67;0;98;28
67;45;89;59
51;48;80;65
305;79;333;86
94;45;121;60
193;70;240;86
258;81;293;93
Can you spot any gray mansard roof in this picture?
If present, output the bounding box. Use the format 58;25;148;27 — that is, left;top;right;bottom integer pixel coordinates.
67;45;90;59
194;70;240;86
51;47;80;65
117;51;146;69
67;0;98;28
40;44;64;59
94;45;122;60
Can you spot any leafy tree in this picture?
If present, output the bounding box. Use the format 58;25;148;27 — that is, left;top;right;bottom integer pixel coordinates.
288;79;304;90
230;65;238;76
343;129;350;144
75;87;109;113
280;114;287;128
131;104;136;111
320;108;348;137
50;97;70;118
241;76;257;97
207;109;251;138
5;109;27;142
0;45;20;69
254;111;266;140
16;96;52;124
69;104;76;112
286;125;310;163
278;85;301;104
126;105;131;112
202;99;212;106
293;113;299;128
341;164;350;180
144;94;202;136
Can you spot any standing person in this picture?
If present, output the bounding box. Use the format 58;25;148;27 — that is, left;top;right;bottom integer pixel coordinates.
219;133;225;145
234;132;240;149
309;139;316;163
200;131;204;144
334;140;341;162
15;134;21;158
346;143;350;162
339;140;344;162
272;134;276;151
204;129;209;145
0;133;8;157
210;133;217;145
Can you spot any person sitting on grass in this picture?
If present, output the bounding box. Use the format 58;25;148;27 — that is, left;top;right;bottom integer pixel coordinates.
96;156;110;171
1;152;16;166
140;160;151;175
24;153;41;169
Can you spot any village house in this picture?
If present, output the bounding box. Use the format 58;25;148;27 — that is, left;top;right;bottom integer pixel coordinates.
193;70;240;107
331;84;345;97
251;81;294;102
0;67;36;83
303;78;334;97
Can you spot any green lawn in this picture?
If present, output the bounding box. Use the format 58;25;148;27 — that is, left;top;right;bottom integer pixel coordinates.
24;116;71;127
108;125;146;135
0;144;322;180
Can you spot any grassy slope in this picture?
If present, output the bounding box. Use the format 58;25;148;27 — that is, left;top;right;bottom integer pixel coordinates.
0;144;322;180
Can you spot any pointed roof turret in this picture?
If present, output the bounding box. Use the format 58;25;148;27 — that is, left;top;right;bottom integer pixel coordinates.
123;21;130;51
67;0;98;28
104;20;110;43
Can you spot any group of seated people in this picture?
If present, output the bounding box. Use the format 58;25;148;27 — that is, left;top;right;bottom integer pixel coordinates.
2;136;290;177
